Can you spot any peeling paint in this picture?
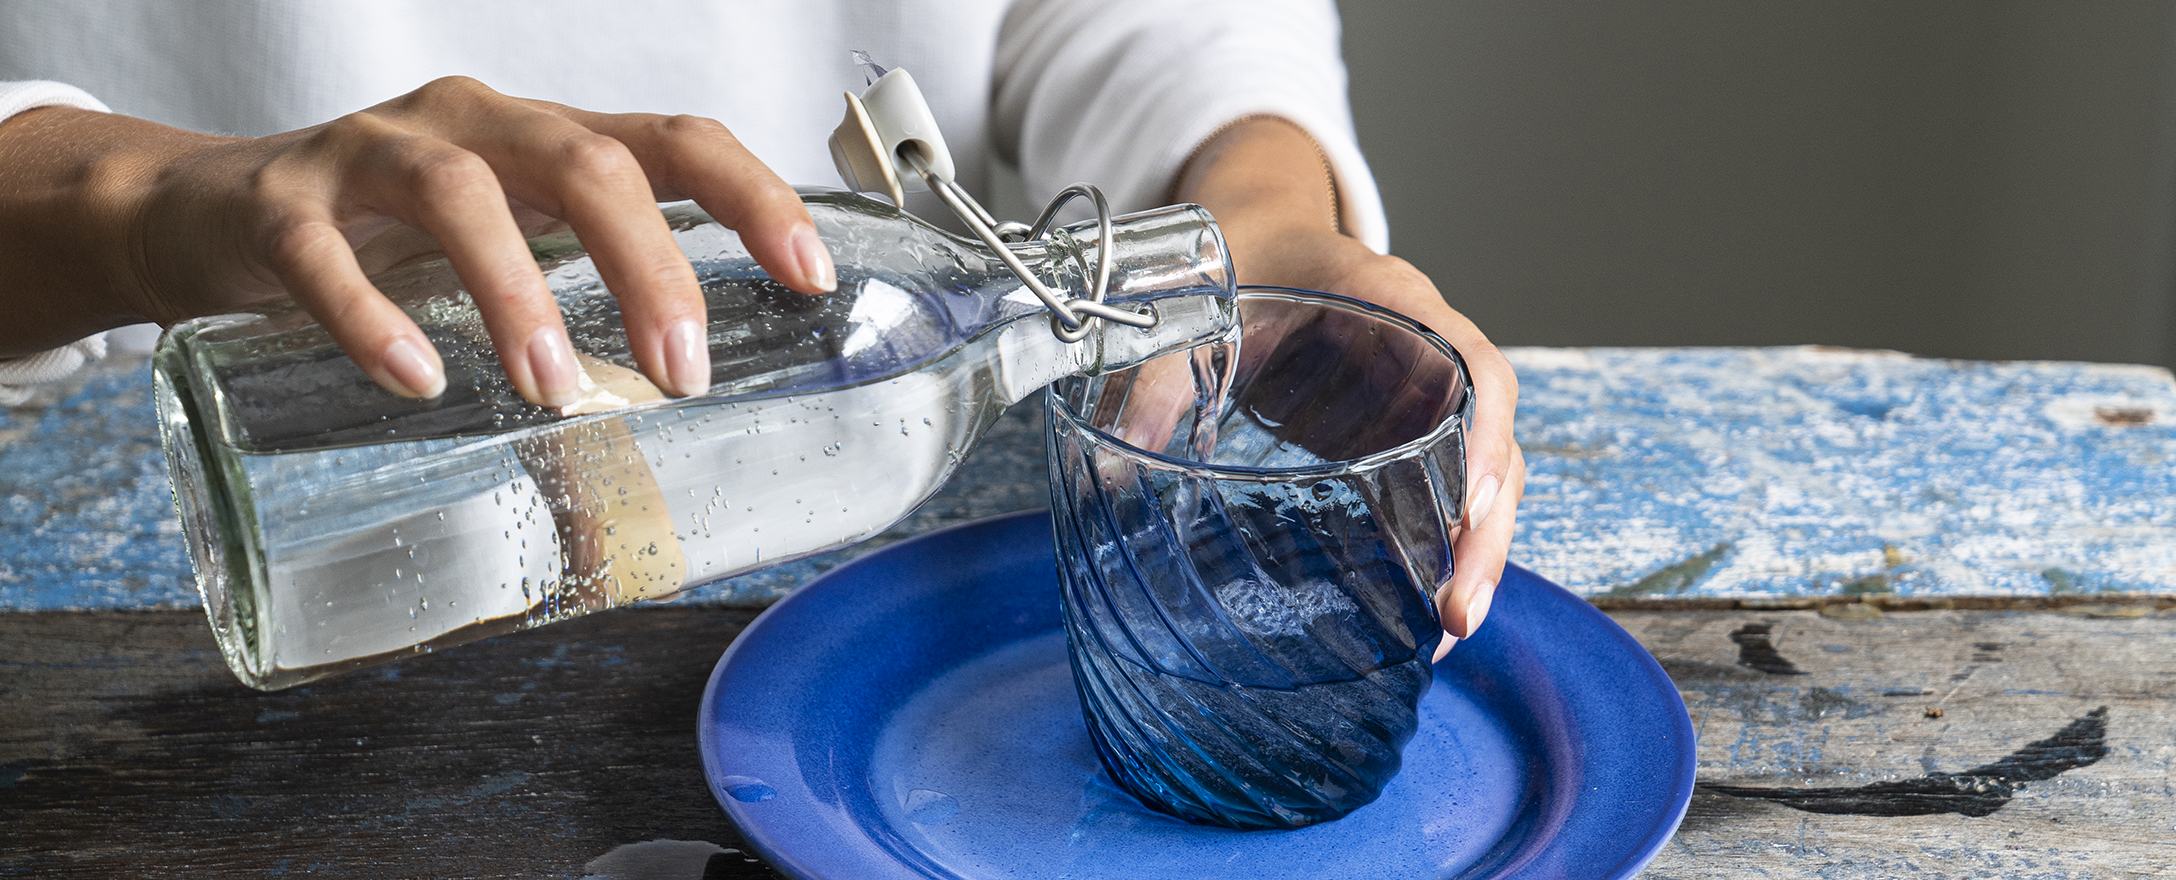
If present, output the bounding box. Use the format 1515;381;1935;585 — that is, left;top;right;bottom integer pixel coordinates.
6;346;2174;610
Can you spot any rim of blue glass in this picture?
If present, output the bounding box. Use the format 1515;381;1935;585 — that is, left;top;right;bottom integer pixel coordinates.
1048;285;1474;483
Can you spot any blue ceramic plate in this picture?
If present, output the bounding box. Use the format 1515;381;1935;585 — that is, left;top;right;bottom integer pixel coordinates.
698;511;1695;879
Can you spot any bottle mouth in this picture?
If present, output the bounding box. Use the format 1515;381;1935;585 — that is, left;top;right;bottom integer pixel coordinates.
1046;286;1472;484
1042;202;1235;325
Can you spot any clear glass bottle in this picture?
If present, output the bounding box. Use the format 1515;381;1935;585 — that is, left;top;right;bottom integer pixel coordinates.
154;190;1233;689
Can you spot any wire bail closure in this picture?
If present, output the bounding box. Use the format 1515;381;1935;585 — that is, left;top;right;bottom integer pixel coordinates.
828;56;1156;342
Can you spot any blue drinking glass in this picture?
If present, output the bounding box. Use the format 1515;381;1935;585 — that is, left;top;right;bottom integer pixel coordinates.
1045;286;1472;829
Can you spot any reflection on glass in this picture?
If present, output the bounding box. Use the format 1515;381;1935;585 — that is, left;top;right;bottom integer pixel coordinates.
1048;287;1470;829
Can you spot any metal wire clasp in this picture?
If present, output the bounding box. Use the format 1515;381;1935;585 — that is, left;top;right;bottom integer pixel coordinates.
899;148;1154;342
828;55;1157;342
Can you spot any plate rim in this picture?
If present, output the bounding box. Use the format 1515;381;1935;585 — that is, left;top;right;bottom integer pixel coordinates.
697;511;1040;879
698;508;1696;880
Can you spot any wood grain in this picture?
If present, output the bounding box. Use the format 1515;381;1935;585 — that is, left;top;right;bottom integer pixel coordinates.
0;608;773;880
4;606;2171;879
1620;606;2176;879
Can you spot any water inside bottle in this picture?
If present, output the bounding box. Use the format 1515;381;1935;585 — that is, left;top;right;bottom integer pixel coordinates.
186;270;1024;682
232;365;974;675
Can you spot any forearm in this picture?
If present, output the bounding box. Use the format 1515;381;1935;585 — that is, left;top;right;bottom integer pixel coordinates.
1171;115;1348;281
0;107;199;354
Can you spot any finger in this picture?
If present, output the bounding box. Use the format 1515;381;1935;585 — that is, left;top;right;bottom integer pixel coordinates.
377;79;708;398
1435;447;1524;638
1095;350;1206;455
1457;340;1519;532
1341;273;1521;534
433;100;711;397
382;83;705;398
260;209;446;400
339;121;577;408
545;106;834;296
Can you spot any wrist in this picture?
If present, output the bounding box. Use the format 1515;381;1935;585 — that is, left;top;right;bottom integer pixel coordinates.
1213;212;1373;288
1170;115;1361;287
0;108;203;343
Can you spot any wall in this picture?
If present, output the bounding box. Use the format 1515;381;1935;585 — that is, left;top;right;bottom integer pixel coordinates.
1340;1;2176;367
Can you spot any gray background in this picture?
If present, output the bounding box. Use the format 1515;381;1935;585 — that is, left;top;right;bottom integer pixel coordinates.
1340;1;2176;368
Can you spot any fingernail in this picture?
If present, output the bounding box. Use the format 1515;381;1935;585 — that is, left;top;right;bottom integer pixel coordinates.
1467;473;1501;530
379;337;445;399
525;328;580;408
1432;635;1459;663
1462;582;1496;637
792;224;836;293
664;318;709;397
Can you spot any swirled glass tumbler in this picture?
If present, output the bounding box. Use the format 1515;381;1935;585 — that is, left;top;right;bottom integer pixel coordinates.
1046;287;1472;829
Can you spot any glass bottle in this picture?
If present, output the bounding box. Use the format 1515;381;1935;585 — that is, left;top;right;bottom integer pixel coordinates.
154;190;1234;689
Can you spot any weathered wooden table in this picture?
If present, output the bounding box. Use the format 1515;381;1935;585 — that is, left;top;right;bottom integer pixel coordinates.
5;347;2174;879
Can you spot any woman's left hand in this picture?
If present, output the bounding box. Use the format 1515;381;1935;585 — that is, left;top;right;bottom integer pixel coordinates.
1177;116;1523;652
1232;226;1525;657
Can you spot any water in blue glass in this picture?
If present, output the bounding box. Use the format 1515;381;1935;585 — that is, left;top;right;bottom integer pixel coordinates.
1048;289;1468;830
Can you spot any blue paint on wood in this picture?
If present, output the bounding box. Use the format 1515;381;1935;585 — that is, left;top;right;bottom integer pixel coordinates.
0;359;190;610
2;346;2171;611
1507;347;2176;598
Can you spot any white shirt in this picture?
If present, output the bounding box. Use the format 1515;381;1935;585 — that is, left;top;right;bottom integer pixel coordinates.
0;0;1386;395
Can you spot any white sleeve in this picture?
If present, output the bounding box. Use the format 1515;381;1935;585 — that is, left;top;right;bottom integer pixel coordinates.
992;0;1389;252
0;79;108;127
0;81;120;405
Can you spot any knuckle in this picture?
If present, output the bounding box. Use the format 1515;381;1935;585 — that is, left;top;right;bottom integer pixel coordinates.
327;110;379;136
655;114;737;180
719;182;807;230
309;112;382;153
242;161;292;202
404;147;496;200
753;184;808;218
557;133;639;181
634;253;699;297
660;113;730;140
315;287;370;328
1368;255;1428;289
1460;339;1516;394
466;262;549;307
1478;428;1514;459
417;74;493;104
1486;357;1519;397
262;218;345;272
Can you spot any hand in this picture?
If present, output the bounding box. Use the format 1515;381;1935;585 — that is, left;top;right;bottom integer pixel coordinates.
1231;228;1524;654
0;76;836;405
1176;117;1523;651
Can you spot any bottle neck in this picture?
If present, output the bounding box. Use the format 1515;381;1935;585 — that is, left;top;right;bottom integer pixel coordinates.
1042;203;1234;311
983;204;1237;405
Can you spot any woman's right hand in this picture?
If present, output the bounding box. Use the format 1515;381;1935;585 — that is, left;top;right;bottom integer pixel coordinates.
0;75;834;405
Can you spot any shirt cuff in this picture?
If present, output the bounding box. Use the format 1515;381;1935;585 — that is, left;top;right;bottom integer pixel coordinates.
0;335;109;406
0;80;110;125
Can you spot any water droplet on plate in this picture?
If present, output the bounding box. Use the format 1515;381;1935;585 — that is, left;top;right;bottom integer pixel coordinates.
903;788;959;825
720;775;776;803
